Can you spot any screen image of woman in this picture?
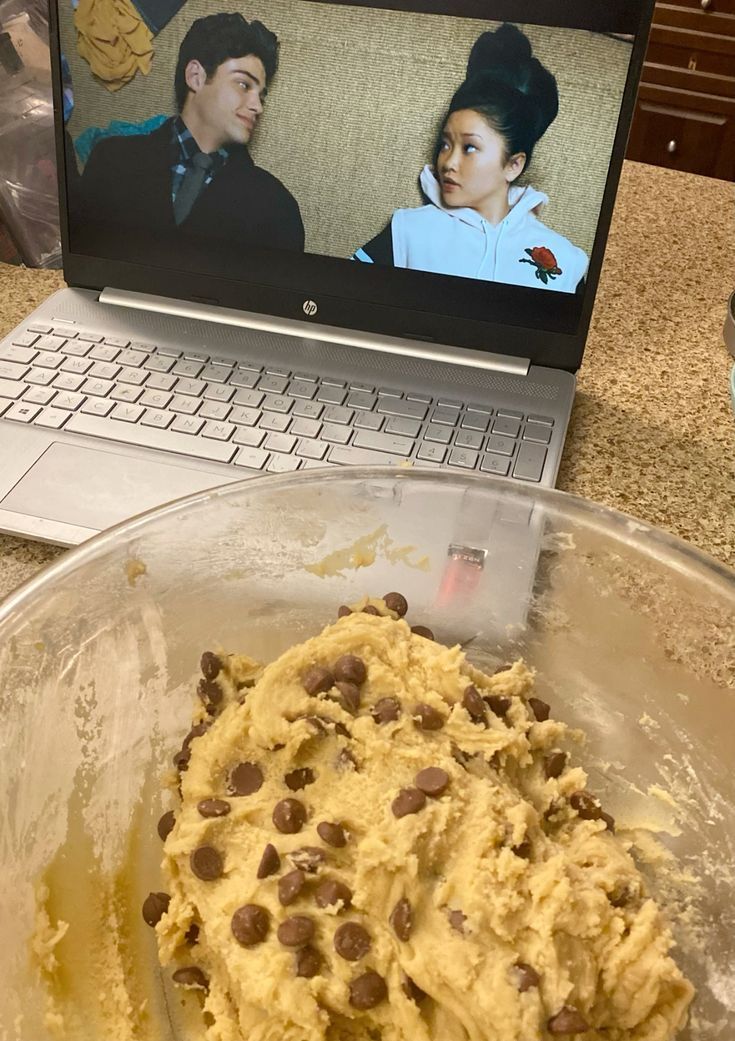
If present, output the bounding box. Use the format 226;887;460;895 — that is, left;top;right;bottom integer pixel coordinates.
353;23;589;294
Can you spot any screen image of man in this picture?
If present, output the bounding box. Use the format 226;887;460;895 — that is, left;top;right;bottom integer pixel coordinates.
77;12;304;255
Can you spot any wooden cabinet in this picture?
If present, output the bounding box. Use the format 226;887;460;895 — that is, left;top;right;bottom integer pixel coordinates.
627;0;735;180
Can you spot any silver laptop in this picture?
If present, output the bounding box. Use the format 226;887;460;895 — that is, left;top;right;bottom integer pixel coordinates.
0;0;653;547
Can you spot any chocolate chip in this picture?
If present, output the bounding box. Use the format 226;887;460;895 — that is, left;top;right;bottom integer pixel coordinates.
600;811;616;833
317;821;347;847
333;654;367;685
462;684;487;723
183;722;209;750
285;767;315;791
279;869;307;905
392;787;426;818
296;945;322;978
157;810;175;841
389;897;413;941
371;697;401;724
315;879;353;910
337;604;352;618
142;891;169;927
412;703;445;731
190;846;223;881
512;839;532;860
548;1006;590;1034
403;975;427;1003
410;625;434;640
362;604;380;615
349;971;387;1010
383;591;408;617
334;922;372;961
200;651;221;681
173;748;190;772
278;915;314;947
448;909;466;933
197;677;222;708
485;694;511;717
229;761;263;796
528;696;551;722
231;904;269;946
494;663;512;674
514;962;540;992
335;681;361;714
415;767;449;797
257;843;281;879
544;751;568;779
570;791;603;821
337;747;359;771
273;797;307;834
609;883;633;908
302;665;334;695
290;847;327;873
185;922;200;945
197;798;231;818
172;966;208;990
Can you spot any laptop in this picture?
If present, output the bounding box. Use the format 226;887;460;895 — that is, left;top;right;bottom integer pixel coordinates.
0;0;653;547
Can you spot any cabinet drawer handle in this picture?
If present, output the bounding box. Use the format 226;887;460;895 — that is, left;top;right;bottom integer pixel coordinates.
667;139;678;154
700;0;712;9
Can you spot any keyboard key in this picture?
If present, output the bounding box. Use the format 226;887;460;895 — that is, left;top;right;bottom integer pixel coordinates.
26;367;56;386
230;404;260;426
36;334;66;351
145;372;177;392
11;331;40;347
142;409;174;429
202;420;235;441
0;360;28;380
201;364;231;383
289;380;317;399
89;361;121;380
110;385;143;403
231;370;259;389
346;391;376;410
454;430;483;451
260;412;291;433
173;359;204;378
234;445;269;469
203;383;235;403
233;425;265;447
62;340;92;357
5;402;40;423
353;429;412;456
89;344;120;362
377;398;428;421
492;416;521;438
262;393;292;414
117;349;148;368
430;406;459;426
406;393;431;404
293;371;317;382
198;400;231;421
53;372;85;392
513;442;547;482
265;365;290;377
321;423;351;444
144;354;176;374
259;374;288;394
27;323;53;334
111;403;144;422
461;412;491;433
23;386;55;405
480;454;511;476
35;407;71;429
296;437;327;460
417;442;447;464
0;399;10;416
1;344;36;364
353;411;383;431
171;415;205;435
264;432;296;454
103;336;129;348
53;391;84;411
384;416;421;438
528;413;554;426
497;407;523;419
233;388;264;409
291;417;321;439
292;399;323;419
350;381;375;393
76;332;103;343
34;351;64;369
485;434;516;457
118;366;148;386
448;447;479;470
328;444;406;467
81;397;115;417
83;378;114;397
377;386;403;398
266;454;301;473
140;389;173;410
0;377;27;400
66;412;237;463
317;386;347;405
323;405;353;425
183;349;209;362
523;422;552;445
423;423;452;445
169;393;199;414
437;397;463;408
321;377;345;388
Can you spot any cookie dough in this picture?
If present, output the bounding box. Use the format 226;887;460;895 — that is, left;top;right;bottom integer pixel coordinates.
150;600;694;1041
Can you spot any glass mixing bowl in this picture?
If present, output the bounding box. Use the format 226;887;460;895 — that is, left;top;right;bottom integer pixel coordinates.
1;468;733;1040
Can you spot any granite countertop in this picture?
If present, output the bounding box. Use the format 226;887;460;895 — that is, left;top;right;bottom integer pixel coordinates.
1;161;734;602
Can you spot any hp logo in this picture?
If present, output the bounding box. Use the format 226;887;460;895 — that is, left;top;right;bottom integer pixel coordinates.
302;299;318;317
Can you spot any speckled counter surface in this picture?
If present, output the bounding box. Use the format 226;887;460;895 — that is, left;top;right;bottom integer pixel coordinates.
1;161;734;602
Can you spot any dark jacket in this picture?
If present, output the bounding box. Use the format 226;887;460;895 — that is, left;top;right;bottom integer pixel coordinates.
75;119;304;259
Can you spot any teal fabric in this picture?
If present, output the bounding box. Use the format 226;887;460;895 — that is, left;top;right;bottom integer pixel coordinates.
75;115;168;163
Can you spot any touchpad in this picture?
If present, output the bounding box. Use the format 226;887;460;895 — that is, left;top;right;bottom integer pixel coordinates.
1;442;241;530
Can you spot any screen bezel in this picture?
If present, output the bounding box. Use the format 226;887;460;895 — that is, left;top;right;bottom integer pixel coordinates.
49;0;655;373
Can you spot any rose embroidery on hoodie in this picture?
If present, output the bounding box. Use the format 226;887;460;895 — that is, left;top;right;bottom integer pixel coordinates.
520;246;562;284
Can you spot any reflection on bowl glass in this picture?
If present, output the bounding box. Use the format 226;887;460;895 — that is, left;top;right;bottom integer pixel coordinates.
0;468;733;1040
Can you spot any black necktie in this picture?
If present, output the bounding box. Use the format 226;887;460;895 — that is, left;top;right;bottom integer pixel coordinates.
173;152;214;225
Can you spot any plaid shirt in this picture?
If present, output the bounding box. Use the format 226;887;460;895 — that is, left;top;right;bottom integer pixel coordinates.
170;116;229;203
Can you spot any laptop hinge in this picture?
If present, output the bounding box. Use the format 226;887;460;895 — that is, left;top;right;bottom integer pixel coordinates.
99;288;530;377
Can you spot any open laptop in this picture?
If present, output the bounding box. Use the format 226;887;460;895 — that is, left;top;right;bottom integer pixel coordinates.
0;0;653;547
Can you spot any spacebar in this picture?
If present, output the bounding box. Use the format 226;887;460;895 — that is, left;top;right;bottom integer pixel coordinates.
66;413;237;463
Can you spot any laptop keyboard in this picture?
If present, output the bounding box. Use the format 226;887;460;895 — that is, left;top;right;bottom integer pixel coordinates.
0;325;555;482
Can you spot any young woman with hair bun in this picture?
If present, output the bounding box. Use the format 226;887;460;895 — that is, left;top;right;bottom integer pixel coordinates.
353;23;588;293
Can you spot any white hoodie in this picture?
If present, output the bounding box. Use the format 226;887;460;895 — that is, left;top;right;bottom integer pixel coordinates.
384;165;588;293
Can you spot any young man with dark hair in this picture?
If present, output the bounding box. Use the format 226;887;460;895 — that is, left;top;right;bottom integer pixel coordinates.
77;12;304;258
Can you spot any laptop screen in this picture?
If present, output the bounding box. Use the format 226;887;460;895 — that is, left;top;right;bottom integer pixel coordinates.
53;0;649;367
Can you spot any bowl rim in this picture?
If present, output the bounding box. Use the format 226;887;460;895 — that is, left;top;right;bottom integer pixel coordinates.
1;466;733;627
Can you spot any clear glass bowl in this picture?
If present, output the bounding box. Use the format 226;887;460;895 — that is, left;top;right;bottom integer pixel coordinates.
1;468;733;1040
